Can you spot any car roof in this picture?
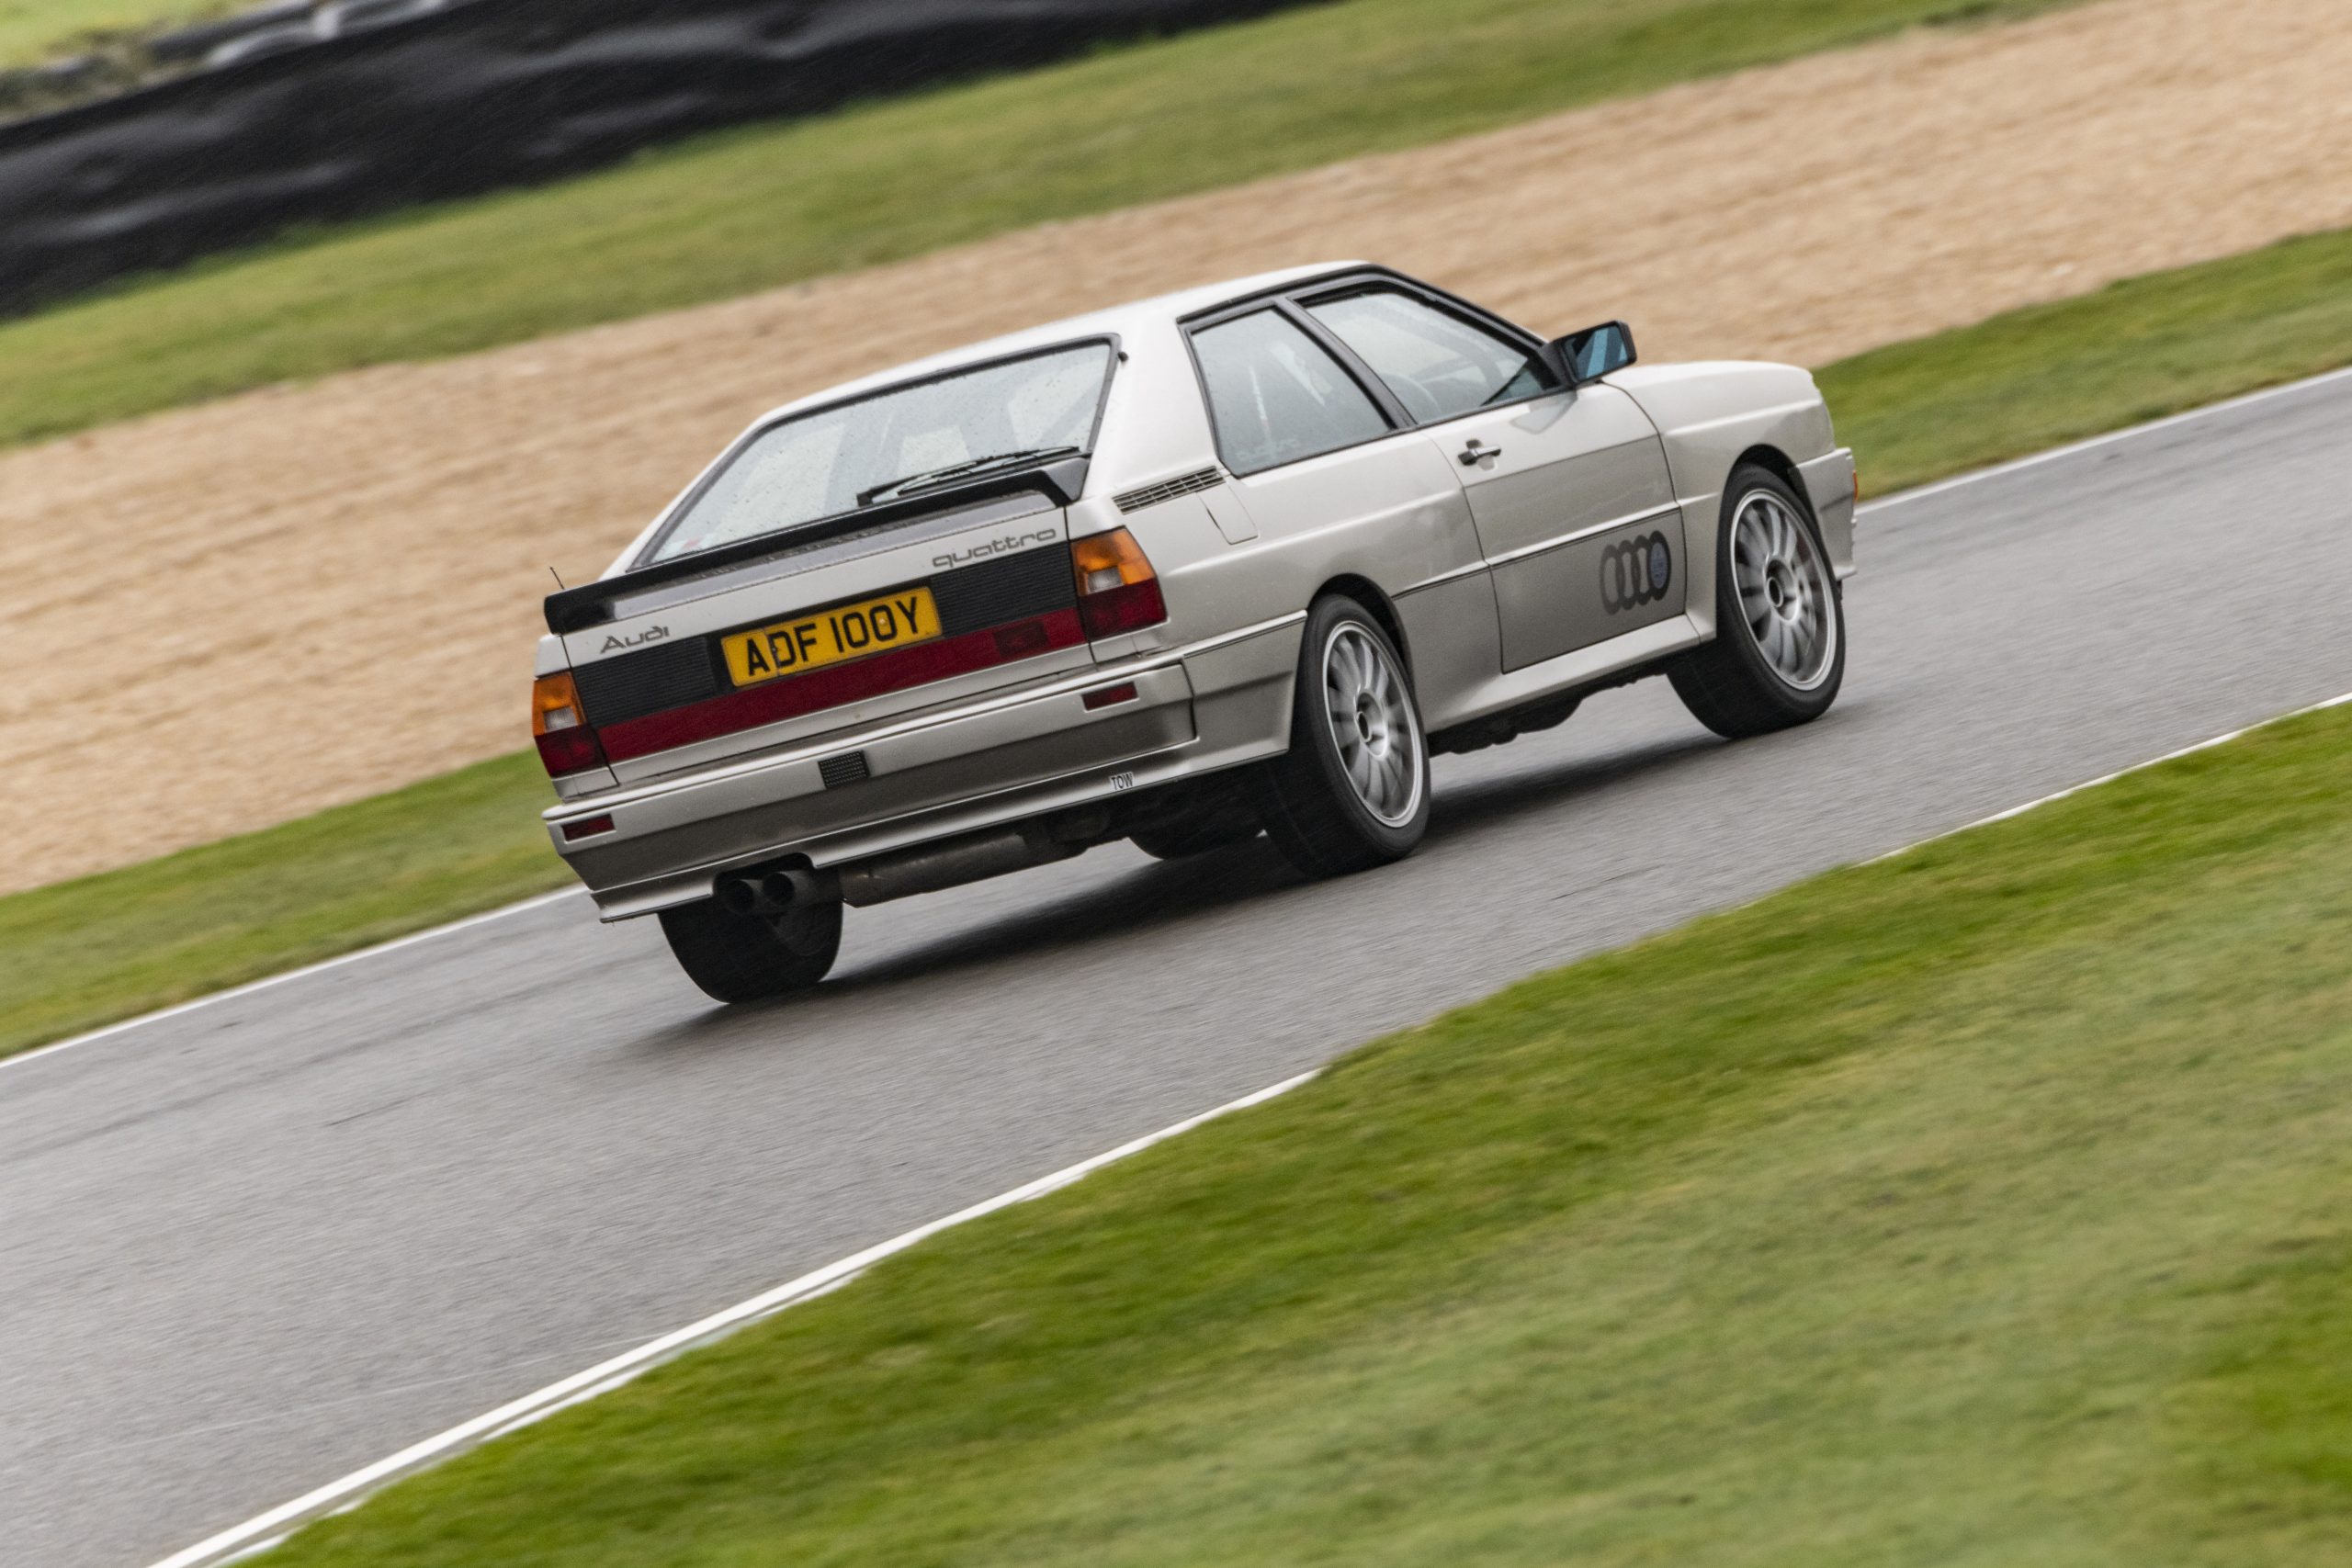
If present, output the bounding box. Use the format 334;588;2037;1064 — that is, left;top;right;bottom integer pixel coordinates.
756;260;1374;421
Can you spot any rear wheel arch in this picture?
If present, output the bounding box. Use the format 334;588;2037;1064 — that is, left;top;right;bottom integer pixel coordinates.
1313;573;1412;682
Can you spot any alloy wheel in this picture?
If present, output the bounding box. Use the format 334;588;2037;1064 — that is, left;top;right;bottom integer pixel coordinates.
1321;623;1423;826
1729;489;1837;691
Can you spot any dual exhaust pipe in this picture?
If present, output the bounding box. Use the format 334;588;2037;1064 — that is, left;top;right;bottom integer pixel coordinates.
716;863;838;919
717;816;1102;918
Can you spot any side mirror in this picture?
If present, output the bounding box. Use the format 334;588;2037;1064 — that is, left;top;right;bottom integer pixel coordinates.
1544;321;1637;387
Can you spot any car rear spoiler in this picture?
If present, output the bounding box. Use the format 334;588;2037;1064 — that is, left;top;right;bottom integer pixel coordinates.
544;458;1090;635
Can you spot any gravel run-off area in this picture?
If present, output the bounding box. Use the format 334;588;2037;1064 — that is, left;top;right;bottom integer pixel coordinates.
6;0;2351;895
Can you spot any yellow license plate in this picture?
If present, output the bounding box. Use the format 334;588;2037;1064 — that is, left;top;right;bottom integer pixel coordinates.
721;585;941;687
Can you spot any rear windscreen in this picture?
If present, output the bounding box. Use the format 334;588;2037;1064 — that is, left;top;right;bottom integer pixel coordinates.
642;342;1114;565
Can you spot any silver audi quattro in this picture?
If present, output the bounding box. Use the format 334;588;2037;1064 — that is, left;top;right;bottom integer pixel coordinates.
532;263;1856;1000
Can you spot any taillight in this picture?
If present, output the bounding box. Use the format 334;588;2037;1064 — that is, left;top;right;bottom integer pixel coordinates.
532;671;607;777
1069;528;1167;638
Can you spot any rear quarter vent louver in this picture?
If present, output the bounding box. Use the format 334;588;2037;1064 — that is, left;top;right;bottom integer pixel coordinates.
1113;468;1222;514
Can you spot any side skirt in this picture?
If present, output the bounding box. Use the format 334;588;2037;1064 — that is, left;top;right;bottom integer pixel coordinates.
1428;647;1689;758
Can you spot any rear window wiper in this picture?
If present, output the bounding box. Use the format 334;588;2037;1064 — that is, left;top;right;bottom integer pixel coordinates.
855;446;1081;507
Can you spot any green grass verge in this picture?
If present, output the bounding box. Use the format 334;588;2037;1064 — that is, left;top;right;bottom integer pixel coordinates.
0;0;212;66
1823;226;2352;495
0;0;2070;447
260;697;2352;1566
8;223;2352;1062
0;752;570;1057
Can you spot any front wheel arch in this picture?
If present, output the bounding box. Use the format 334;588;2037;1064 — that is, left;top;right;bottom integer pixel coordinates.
1728;443;1808;513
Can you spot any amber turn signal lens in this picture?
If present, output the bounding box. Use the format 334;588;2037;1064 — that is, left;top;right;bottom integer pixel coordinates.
1070;528;1155;593
532;671;584;735
532;671;607;777
1069;528;1167;637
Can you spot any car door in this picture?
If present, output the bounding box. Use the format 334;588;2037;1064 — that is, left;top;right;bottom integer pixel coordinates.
1185;303;1499;697
1302;285;1683;672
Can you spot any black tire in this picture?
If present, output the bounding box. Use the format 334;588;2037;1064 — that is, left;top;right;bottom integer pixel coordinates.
1128;808;1261;861
1252;594;1430;877
1669;464;1846;739
657;896;842;1003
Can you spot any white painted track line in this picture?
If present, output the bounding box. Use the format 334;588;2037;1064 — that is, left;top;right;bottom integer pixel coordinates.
1856;362;2352;516
0;888;585;1076
1871;689;2352;862
150;679;2352;1567
10;360;2351;1080
148;1068;1321;1568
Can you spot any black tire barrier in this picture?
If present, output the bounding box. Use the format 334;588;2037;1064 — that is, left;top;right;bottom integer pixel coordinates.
0;0;1319;320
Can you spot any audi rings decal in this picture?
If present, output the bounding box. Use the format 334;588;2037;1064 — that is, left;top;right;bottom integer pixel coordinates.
1600;532;1673;614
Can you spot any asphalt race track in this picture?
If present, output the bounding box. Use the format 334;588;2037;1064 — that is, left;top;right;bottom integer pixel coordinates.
7;373;2352;1568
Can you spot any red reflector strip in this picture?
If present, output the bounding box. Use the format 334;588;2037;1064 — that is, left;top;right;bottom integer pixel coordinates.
560;814;616;841
598;608;1085;762
993;619;1053;659
1081;682;1138;710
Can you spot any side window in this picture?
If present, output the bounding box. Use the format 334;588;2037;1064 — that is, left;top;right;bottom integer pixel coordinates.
1191;309;1391;475
1306;289;1550;424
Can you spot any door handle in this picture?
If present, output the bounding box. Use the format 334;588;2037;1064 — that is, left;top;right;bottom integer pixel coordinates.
1459;441;1502;467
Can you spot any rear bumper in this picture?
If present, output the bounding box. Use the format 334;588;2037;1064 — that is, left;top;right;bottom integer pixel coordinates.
547;615;1303;919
